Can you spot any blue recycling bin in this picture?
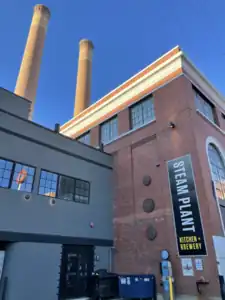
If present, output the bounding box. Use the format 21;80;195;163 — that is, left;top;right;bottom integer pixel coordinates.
118;274;156;299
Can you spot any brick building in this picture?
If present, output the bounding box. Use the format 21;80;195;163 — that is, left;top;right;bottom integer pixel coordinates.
61;46;225;299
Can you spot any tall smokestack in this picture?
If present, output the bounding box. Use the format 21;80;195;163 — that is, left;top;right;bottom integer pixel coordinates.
74;39;94;116
14;4;50;120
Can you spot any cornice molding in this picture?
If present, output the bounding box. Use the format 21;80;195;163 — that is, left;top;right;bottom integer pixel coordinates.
182;55;225;111
61;51;182;137
61;48;225;138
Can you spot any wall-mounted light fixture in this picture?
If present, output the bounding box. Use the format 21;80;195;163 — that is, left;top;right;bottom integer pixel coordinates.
90;222;94;228
168;122;176;129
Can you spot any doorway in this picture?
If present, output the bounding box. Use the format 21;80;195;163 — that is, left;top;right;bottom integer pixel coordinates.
213;236;225;300
59;245;94;299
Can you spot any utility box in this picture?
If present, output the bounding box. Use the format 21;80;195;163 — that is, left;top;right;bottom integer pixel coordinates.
118;274;156;299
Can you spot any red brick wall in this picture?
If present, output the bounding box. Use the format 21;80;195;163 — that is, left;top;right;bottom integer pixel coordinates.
90;125;100;147
118;108;130;135
104;75;223;298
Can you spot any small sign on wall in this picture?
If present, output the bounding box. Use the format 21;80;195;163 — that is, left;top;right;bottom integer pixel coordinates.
181;258;194;276
195;258;203;271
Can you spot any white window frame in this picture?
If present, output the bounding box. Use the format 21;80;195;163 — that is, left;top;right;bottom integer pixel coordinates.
100;117;118;145
77;132;90;145
195;91;216;124
130;96;155;129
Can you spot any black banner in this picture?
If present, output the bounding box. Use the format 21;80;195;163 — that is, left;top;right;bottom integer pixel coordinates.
167;154;207;256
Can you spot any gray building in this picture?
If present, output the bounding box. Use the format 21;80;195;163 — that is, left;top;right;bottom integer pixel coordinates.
0;88;114;300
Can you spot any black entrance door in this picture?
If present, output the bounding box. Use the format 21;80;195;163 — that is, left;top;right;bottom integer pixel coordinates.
59;245;94;299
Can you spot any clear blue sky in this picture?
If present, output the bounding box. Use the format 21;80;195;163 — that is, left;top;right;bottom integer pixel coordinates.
1;0;225;129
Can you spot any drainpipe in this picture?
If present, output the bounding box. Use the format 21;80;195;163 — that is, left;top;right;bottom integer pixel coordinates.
108;247;115;272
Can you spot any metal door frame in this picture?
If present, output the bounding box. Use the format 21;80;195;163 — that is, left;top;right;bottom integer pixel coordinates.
58;244;94;300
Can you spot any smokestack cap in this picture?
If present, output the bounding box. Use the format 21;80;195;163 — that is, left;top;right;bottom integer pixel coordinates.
34;4;51;19
79;39;94;50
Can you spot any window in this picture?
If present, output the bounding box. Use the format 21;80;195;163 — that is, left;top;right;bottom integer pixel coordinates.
39;170;58;197
75;180;90;204
130;96;155;129
0;158;35;192
195;91;216;124
101;117;118;145
11;163;35;192
58;176;75;201
208;144;225;202
0;159;13;188
77;132;90;145
39;170;90;204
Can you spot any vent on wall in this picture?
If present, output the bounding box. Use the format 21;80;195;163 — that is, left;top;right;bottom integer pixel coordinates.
49;198;56;206
23;194;32;201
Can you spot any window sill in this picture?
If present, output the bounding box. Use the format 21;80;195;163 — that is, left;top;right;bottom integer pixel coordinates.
102;118;156;147
0;186;33;194
196;110;225;135
38;193;90;205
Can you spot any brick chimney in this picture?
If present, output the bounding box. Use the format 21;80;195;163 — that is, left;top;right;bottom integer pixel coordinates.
14;4;50;120
74;39;94;116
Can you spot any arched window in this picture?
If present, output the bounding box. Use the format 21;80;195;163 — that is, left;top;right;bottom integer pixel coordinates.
208;143;225;202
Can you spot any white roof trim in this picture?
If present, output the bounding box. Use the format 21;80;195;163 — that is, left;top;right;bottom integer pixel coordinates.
61;51;182;136
60;46;180;133
61;48;225;138
182;55;225;110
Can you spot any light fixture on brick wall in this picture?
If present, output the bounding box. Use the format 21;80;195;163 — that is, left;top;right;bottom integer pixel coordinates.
168;121;176;129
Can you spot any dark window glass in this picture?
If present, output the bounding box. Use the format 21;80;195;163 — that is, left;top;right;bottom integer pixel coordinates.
77;132;90;145
39;170;58;197
0;159;13;188
195;91;216;124
130;96;155;129
74;180;90;204
58;176;75;201
39;170;90;204
101;117;118;145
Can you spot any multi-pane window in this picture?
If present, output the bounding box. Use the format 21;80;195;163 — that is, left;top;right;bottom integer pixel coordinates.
75;180;90;204
195;91;216;124
101;117;118;145
130;96;155;129
0;159;13;188
77;132;90;145
11;164;35;192
58;176;75;201
208;144;225;202
0;158;35;192
39;170;90;204
39;170;58;197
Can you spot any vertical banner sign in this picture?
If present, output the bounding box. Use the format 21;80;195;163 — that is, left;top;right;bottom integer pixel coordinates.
167;154;207;256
